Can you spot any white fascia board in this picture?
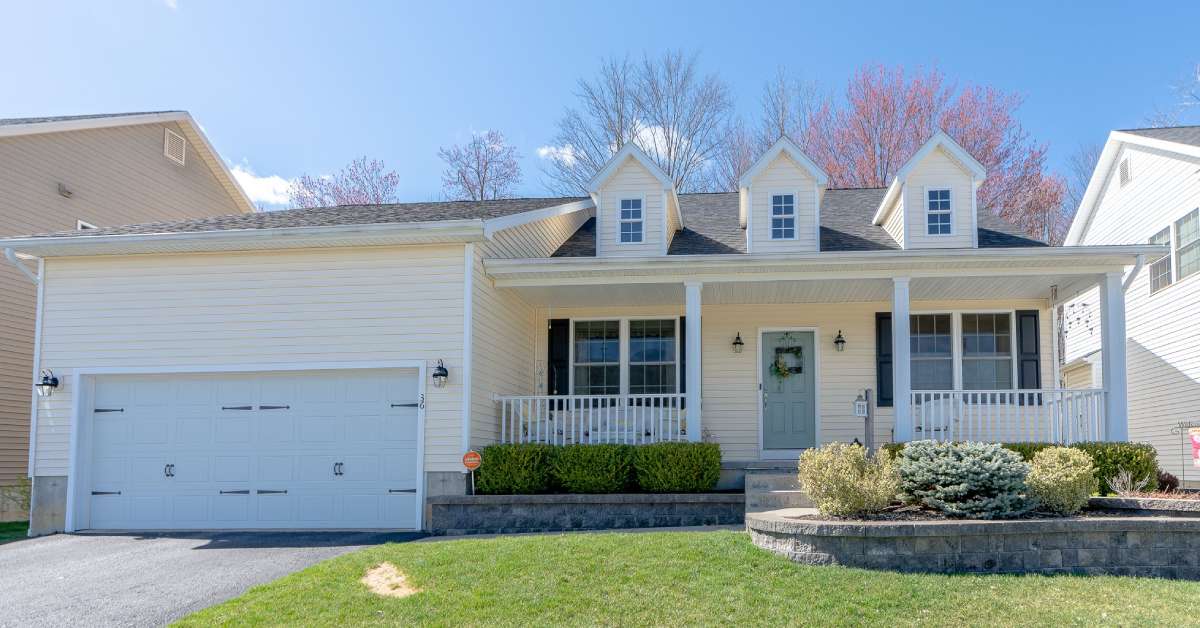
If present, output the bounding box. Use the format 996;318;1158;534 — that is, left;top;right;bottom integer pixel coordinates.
872;179;903;225
0;220;487;257
0;112;190;138
738;136;829;188
586;143;674;192
483;199;594;239
176;114;257;214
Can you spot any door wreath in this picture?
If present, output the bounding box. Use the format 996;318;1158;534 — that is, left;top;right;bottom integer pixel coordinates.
770;334;804;380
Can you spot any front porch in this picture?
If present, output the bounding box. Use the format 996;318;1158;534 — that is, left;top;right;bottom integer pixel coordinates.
481;248;1145;460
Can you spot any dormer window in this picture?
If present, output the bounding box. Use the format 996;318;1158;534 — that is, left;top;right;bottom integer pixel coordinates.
618;198;644;243
770;194;796;240
926;188;952;235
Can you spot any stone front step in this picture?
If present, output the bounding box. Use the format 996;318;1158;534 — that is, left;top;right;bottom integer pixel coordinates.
746;490;813;512
744;471;800;492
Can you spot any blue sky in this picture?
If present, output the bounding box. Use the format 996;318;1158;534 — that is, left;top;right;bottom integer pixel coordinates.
4;1;1197;208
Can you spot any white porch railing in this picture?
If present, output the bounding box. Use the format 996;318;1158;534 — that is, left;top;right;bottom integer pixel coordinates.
497;394;687;445
908;389;1106;444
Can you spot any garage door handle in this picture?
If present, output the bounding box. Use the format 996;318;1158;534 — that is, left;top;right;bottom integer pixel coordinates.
257;489;287;495
219;489;249;495
91;490;121;496
222;405;253;411
388;489;417;494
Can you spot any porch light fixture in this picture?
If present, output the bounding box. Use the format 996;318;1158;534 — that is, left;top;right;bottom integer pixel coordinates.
35;369;59;397
833;330;846;352
732;332;745;354
431;360;449;388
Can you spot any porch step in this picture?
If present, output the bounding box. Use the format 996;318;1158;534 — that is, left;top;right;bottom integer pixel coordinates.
744;470;812;512
745;472;801;492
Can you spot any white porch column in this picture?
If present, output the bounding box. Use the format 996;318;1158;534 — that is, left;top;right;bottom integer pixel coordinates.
684;281;702;442
1099;271;1129;441
892;277;913;442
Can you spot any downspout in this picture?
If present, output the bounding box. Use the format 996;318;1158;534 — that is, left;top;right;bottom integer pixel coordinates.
1122;254;1145;292
4;248;43;530
460;243;475;463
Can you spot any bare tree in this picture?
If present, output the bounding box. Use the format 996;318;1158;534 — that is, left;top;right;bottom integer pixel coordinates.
1062;143;1102;217
289;157;400;208
438;131;522;201
1146;62;1200;127
708;118;756;194
755;67;818;151
541;51;732;194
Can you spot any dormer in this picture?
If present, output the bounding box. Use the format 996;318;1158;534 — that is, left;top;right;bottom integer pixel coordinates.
588;144;682;257
873;130;986;249
738;137;828;254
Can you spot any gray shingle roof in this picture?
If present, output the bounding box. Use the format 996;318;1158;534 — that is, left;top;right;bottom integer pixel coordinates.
551;188;1044;256
0;111;181;127
27;197;589;238
1121;125;1200;148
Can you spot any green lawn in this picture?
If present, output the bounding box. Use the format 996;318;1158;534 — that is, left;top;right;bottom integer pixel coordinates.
0;521;28;545
179;530;1198;627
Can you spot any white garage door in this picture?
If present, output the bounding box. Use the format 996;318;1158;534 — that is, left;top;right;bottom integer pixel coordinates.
85;369;420;530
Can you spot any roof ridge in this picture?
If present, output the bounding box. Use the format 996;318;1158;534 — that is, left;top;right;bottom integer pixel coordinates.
1119;124;1200;132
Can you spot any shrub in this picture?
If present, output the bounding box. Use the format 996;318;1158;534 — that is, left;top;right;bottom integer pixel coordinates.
1001;442;1054;462
552;444;635;493
1072;442;1157;495
897;440;1030;519
1026;447;1097;515
475;443;558;494
879;442;906;460
1158;470;1181;493
634;442;721;493
797;443;899;517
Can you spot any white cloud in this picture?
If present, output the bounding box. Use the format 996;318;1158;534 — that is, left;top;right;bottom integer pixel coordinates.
536;144;577;167
230;162;292;209
163;0;178;9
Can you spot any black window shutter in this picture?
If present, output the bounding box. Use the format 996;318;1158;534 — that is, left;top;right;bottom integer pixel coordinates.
547;319;570;395
1015;310;1041;390
875;313;893;407
678;316;687;396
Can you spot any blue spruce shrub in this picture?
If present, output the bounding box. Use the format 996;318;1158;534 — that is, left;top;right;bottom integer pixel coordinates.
897;440;1030;519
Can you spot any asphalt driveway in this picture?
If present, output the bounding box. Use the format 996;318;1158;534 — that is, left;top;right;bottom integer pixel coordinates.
0;530;422;627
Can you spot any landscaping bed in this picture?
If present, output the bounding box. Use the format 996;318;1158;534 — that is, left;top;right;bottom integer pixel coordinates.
1090;494;1200;517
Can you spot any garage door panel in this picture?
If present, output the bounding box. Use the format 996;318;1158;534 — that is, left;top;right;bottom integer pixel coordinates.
256;494;293;522
297;495;336;522
380;411;418;441
172;456;211;483
256;413;295;444
341;494;382;523
131;496;168;524
382;450;419;484
340;455;380;481
214;416;253;444
172;495;208;523
92;457;127;485
132;418;170;445
258;455;295;482
296;455;338;482
213;494;250;521
176;417;212;444
299;416;339;444
213;456;252;482
91;495;127;528
128;457;171;487
344;415;382;442
93;418;130;450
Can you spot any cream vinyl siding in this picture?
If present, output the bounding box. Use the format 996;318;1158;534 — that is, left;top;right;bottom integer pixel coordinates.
902;147;976;249
665;195;682;251
32;245;465;476
749;154;819;254
595;159;664;257
528;299;1050;462
880;195;906;247
0;122;247;483
1062;361;1095;390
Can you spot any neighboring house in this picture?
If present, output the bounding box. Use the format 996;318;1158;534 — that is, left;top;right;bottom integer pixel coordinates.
0;131;1157;535
0;111;254;520
1063;125;1200;487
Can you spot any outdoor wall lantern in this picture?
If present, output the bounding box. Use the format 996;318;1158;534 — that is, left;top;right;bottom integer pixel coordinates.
732;332;745;354
833;330;846;352
853;393;869;418
431;360;449;388
35;369;59;397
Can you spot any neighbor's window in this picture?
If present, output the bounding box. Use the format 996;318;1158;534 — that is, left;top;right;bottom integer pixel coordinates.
770;194;795;239
910;314;953;390
926;188;952;235
1176;208;1200;281
961;313;1013;390
1149;226;1173;293
572;321;620;395
619;198;644;243
628;320;677;395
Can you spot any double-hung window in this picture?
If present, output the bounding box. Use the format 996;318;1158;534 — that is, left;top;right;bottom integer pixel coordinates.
1149;227;1173;293
572;321;620;395
770;194;796;240
571;319;678;396
926;188;952;235
628;320;677;395
1176;208;1200;281
960;313;1013;390
910;314;954;391
619;198;644;243
909;312;1017;392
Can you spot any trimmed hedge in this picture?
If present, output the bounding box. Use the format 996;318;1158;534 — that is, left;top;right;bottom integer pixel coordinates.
476;442;720;495
882;440;1159;496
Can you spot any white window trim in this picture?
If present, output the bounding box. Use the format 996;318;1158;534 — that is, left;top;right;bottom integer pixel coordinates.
768;190;799;241
76;220;98;230
567;316;681;396
616;196;646;245
924;186;954;236
1147;206;1200;296
910;309;1018;391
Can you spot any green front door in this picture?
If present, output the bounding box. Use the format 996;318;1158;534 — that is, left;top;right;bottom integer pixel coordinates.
762;331;816;450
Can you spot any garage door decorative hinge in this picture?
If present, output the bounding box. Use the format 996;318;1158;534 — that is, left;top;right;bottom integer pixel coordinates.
94;408;124;413
388;489;417;494
258;405;290;410
221;405;253;411
91;490;121;495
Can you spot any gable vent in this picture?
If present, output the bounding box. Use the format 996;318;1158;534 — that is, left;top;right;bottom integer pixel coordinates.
1118;157;1131;187
163;128;187;166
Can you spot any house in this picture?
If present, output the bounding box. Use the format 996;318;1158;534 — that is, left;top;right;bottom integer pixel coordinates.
0;111;254;521
0;131;1159;535
1063;125;1200;488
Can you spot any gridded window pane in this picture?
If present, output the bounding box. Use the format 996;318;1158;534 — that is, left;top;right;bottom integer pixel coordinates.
573;321;620;395
771;194;795;239
1150;227;1173;293
927;189;952;235
961;313;1013;390
629;319;677;394
910;314;952;390
1176;209;1200;280
619;198;644;243
620;221;643;243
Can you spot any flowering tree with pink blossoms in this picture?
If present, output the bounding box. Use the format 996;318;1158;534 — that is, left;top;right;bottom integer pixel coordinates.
289;157;400;208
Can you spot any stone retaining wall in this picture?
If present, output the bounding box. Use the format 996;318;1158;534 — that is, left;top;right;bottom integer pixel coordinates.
428;493;744;535
747;509;1200;579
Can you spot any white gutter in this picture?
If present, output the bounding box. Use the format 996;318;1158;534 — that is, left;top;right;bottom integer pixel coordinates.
1122;254;1145;291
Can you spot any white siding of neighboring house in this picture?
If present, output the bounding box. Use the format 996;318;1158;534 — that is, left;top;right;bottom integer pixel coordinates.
748;154;819;254
595;158;665;258
901;147;976;249
1064;141;1200;484
32;245;467;476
